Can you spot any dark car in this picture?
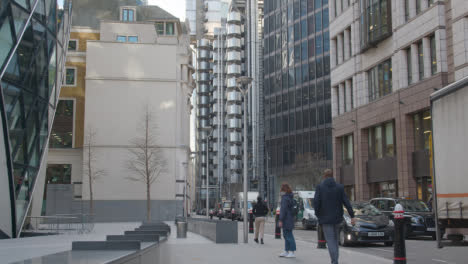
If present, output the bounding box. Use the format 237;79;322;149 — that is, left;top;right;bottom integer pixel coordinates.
370;198;439;240
339;202;395;247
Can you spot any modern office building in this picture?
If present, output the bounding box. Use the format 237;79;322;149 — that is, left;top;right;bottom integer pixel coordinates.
33;0;195;222
191;0;265;209
263;0;332;205
330;0;468;201
0;0;72;238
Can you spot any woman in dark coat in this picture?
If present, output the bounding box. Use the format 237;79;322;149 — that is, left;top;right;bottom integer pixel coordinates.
278;183;296;258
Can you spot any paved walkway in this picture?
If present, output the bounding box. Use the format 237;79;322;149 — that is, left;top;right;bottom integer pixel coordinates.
163;224;392;264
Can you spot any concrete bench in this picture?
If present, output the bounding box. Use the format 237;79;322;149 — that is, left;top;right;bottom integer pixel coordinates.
187;218;238;244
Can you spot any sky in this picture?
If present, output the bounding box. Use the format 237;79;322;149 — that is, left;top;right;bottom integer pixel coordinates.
148;0;186;21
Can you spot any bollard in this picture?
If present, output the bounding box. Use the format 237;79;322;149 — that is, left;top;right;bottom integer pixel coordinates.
275;211;281;239
317;224;327;249
249;213;254;233
393;204;406;264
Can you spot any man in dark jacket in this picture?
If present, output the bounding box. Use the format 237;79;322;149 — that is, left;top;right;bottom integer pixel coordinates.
253;196;269;244
314;169;355;264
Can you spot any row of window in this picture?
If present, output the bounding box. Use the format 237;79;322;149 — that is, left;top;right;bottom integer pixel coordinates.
333;0;351;17
265;79;331;115
265;31;330;70
360;0;392;50
405;0;436;22
50;100;74;149
266;127;332;168
266;103;332;137
264;11;329;54
405;34;437;86
339;109;432;165
368;59;392;101
265;54;331;89
334;78;354;115
332;27;352;66
265;0;330;30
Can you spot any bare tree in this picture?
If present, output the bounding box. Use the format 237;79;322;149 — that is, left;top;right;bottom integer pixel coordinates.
126;105;167;221
83;126;106;216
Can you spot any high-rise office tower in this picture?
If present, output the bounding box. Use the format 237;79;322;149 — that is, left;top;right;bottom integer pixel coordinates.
0;0;72;238
263;0;332;206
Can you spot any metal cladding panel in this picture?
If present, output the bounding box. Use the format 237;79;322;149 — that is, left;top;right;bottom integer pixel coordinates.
227;78;237;88
199;49;211;59
229;132;242;142
227;91;242;101
227;38;241;49
199;84;210;93
230;146;241;156
227;51;241;62
227;24;241;35
227;64;241;75
199;39;211;48
230;160;242;170
227;118;242;129
227;12;241;24
227;105;242;115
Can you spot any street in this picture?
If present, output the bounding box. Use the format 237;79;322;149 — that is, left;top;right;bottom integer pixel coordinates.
208;216;468;264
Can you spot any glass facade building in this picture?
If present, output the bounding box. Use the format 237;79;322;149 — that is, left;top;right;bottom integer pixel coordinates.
263;0;332;196
0;0;72;238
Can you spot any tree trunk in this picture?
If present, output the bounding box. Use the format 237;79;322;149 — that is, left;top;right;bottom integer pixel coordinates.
147;180;151;221
88;143;94;215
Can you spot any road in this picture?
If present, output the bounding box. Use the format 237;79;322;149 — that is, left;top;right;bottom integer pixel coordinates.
204;215;467;264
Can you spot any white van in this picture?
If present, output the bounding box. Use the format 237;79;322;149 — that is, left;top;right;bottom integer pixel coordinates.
296;191;318;230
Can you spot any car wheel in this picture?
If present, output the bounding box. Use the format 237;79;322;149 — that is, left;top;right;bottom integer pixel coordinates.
339;229;349;247
384;241;393;247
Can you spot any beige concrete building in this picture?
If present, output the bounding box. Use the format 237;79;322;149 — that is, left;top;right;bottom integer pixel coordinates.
34;0;195;221
330;0;468;201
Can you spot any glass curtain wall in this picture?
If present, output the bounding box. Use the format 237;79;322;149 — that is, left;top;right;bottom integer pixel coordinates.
0;0;72;237
264;0;332;195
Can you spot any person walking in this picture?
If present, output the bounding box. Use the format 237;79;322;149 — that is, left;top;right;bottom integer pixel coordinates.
253;196;268;244
314;169;355;264
278;183;296;258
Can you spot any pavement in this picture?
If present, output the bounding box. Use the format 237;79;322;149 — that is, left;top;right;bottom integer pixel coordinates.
163;221;392;264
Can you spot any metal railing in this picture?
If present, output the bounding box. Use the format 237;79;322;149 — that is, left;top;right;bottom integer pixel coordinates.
26;214;94;234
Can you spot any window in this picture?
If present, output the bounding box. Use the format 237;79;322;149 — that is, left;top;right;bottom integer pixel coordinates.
416;0;421;15
301;19;307;39
315;0;322;10
430;35;437;75
117;35;127;42
45;164;72;184
128;36;138;43
316;34;323;55
323;8;329;29
417;41;424;80
368;59;392;101
50;100;74;148
315;11;322;32
406;48;412;85
413;110;432;151
64;67;76;86
68;40;77;51
156;22;164;35
166;22;175;35
122;8;135;21
404;0;410;21
360;0;391;49
368;121;395;160
342;134;353;165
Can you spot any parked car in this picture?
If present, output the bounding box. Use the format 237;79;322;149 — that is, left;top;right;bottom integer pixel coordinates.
339;202;394;247
370;197;439;240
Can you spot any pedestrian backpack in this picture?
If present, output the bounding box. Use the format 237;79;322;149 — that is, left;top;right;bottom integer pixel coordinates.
291;199;299;216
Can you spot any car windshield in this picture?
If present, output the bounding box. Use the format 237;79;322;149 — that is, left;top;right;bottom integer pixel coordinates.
398;200;430;212
305;198;314;209
352;203;382;216
223;202;231;208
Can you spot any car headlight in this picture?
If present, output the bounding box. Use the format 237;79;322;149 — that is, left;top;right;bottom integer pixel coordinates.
388;220;394;227
411;217;419;224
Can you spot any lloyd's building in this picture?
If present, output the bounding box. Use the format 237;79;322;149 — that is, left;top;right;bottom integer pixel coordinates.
0;0;72;238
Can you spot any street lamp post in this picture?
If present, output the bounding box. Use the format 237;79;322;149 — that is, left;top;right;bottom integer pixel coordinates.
205;127;214;218
236;76;253;244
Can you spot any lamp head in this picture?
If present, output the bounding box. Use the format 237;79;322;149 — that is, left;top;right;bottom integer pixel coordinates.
236;76;253;86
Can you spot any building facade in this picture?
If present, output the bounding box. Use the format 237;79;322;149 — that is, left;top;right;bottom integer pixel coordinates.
263;0;332;206
191;0;265;209
34;0;195;222
330;0;468;201
0;0;72;238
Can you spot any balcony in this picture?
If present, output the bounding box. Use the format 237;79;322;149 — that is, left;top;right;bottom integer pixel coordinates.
367;157;397;183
